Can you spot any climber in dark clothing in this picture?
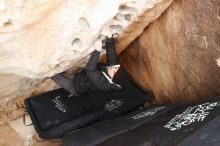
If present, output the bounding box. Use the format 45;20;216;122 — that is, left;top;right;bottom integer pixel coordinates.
51;34;130;95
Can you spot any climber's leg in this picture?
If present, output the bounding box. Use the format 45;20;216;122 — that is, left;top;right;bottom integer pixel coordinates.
51;74;77;95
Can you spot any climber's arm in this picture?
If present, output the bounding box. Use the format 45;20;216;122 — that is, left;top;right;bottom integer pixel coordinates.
104;36;119;66
85;40;102;71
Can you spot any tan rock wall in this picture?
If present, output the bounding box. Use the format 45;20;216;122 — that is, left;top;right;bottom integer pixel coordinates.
121;0;220;103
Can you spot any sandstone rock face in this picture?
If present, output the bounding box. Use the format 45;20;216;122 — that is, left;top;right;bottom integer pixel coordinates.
0;0;173;78
121;0;220;103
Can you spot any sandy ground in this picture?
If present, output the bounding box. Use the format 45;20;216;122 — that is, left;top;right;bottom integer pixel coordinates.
0;121;62;146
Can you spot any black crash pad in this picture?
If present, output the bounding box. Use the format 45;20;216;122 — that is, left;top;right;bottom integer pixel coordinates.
63;97;220;146
63;105;175;146
96;97;220;146
25;84;149;139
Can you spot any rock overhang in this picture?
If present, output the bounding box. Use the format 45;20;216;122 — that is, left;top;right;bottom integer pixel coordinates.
0;0;174;79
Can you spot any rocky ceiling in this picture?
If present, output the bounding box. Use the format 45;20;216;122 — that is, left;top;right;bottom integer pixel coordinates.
0;0;220;145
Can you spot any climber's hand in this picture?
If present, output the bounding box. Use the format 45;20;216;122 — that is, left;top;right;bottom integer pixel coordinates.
112;33;119;40
103;35;116;50
101;24;119;49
